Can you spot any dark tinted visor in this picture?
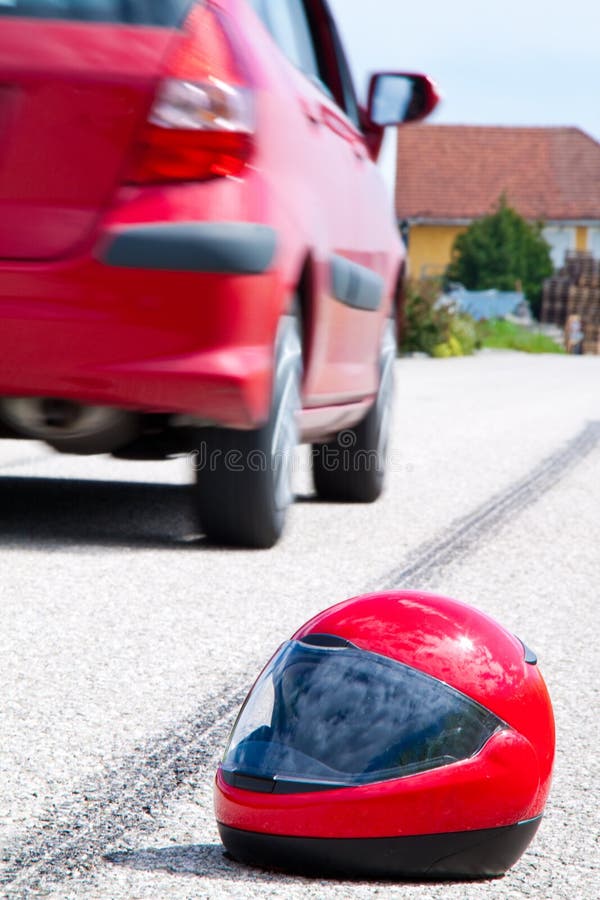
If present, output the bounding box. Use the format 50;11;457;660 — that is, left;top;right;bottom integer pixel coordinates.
0;1;192;25
223;637;503;792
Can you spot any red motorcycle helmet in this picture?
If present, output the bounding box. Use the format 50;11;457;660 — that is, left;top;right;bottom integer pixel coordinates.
215;591;555;879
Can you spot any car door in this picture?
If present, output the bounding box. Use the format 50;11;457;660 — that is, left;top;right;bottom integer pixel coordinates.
247;0;386;405
304;1;393;404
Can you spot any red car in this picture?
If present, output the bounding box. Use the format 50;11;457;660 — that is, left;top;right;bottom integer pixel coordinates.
0;0;438;547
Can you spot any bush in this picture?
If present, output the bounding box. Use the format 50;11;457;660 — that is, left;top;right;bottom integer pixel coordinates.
400;279;564;357
450;316;478;355
401;278;478;358
401;277;454;355
432;341;452;358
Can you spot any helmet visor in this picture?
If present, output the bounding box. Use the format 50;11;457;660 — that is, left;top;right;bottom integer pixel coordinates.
222;637;503;792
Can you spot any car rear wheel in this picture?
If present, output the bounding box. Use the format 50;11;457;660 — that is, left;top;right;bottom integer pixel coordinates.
192;312;302;549
312;318;396;503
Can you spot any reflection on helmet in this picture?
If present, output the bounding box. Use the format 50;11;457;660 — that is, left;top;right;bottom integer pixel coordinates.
223;637;503;791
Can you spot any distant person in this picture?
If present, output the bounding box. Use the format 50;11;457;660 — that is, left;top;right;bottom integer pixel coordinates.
565;314;584;354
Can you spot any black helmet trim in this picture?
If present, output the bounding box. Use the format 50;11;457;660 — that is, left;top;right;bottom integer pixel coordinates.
517;637;538;665
221;769;346;794
298;633;356;649
217;816;543;879
222;637;505;794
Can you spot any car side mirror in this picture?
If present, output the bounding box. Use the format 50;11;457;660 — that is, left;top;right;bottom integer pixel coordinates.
367;73;440;127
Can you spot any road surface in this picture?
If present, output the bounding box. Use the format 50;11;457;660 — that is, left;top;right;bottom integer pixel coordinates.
1;350;599;899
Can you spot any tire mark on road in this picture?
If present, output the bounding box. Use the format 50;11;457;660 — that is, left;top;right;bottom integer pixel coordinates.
1;689;245;897
376;420;600;590
2;421;600;896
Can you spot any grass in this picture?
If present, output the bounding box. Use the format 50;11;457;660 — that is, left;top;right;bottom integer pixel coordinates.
477;319;564;354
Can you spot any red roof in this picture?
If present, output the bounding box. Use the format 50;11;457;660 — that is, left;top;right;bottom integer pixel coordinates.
395;125;600;222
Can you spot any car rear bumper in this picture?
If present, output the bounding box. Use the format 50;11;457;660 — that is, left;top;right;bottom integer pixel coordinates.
0;222;283;429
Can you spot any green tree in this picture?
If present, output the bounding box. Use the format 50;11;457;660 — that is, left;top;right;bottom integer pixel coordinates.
446;197;553;317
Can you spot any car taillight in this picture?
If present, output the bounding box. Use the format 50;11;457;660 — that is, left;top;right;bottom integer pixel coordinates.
128;1;254;184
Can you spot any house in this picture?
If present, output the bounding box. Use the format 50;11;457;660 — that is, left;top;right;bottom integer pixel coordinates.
395;125;600;278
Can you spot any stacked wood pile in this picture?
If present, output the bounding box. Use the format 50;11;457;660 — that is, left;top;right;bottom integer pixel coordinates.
540;274;572;324
583;323;600;355
565;250;600;285
541;251;600;354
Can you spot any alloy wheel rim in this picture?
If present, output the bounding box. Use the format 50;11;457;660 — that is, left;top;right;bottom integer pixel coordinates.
375;321;396;463
271;319;302;512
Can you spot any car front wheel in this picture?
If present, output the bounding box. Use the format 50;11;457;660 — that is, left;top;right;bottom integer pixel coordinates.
192;312;302;549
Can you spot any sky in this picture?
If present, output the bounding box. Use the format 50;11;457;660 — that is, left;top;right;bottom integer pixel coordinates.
328;0;600;190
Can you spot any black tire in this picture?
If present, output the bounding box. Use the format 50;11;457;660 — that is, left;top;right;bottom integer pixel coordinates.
312;318;396;503
192;313;302;548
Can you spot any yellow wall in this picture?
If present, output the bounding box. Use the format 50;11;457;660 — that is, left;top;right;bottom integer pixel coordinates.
575;226;588;252
407;225;467;279
407;223;591;278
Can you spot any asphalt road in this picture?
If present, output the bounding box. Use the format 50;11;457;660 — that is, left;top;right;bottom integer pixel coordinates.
1;350;599;899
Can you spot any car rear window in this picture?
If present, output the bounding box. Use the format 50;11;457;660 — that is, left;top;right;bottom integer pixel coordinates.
0;1;192;25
